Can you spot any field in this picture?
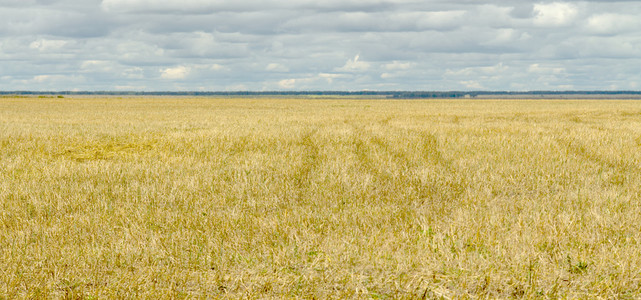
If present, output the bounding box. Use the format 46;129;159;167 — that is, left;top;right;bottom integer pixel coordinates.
1;96;641;298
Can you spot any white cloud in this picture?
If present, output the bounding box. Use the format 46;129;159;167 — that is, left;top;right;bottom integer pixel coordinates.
528;64;565;74
445;63;508;77
29;39;67;51
275;73;345;89
533;2;578;27
33;75;53;83
210;64;226;71
278;78;297;89
161;66;190;79
32;74;84;83
586;13;641;35
115;85;146;90
318;73;346;84
122;67;144;79
460;80;484;89
80;60;115;73
266;63;289;72
385;61;412;71
336;54;370;72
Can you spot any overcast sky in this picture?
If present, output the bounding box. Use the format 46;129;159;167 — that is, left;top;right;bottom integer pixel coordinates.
1;0;640;91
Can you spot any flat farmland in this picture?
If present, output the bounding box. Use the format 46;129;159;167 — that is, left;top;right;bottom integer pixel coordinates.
1;97;641;298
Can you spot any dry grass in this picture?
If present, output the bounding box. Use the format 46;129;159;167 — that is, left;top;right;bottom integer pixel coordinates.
1;96;641;298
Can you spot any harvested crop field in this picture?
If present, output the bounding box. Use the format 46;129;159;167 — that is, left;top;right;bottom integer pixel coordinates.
1;97;641;298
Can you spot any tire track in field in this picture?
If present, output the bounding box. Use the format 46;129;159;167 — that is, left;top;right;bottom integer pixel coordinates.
348;121;466;204
555;135;641;187
289;129;322;202
411;130;467;202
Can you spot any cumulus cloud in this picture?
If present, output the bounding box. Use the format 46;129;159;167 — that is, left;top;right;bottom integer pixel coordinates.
528;64;565;74
319;73;347;84
460;81;484;90
209;64;227;71
336;55;370;72
161;66;190;79
266;63;289;72
278;78;297;89
115;85;147;90
122;67;145;79
446;63;509;77
29;39;68;51
533;2;578;27
385;61;412;70
586;13;641;35
274;73;352;90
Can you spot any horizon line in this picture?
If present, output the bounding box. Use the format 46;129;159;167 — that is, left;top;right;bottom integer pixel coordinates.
3;90;641;95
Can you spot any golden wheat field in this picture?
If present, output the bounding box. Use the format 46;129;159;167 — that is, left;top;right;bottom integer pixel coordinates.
1;96;641;298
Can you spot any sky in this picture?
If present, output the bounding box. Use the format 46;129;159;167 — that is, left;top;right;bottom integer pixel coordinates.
1;0;640;91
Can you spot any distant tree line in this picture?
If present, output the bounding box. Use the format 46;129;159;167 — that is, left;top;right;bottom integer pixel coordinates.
1;90;641;99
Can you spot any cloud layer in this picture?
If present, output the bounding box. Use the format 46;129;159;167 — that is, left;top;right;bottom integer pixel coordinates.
1;0;640;91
